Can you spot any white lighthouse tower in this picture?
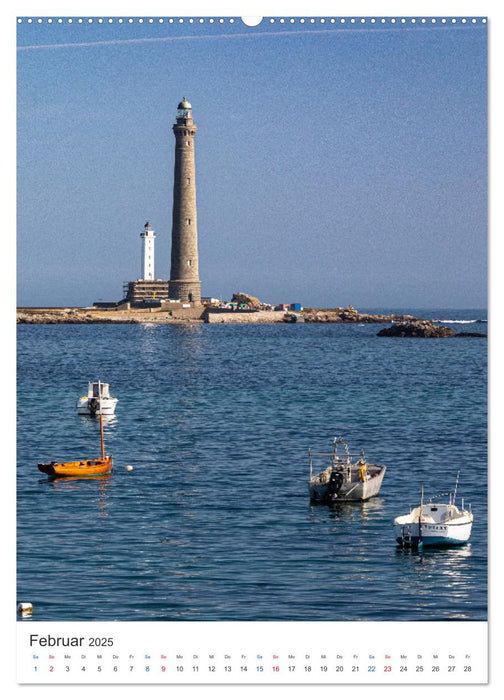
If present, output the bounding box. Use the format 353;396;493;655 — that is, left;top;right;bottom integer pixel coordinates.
140;221;156;280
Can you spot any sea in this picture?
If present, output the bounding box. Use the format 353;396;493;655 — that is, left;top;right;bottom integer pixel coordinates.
16;309;487;622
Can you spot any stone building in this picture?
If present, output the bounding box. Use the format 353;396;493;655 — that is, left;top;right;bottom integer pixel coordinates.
168;97;201;304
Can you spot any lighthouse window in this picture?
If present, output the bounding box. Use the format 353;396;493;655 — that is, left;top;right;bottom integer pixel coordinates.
187;259;192;267
187;177;191;184
186;141;191;146
186;218;191;225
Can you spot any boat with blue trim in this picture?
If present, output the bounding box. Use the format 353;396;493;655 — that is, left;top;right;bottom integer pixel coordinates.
394;475;473;547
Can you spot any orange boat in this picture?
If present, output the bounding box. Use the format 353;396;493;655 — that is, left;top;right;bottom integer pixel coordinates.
38;404;113;478
38;455;113;477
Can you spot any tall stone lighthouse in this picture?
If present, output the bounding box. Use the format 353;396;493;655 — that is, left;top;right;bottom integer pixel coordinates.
168;97;201;304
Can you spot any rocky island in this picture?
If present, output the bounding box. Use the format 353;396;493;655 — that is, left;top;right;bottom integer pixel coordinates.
17;301;420;326
16;296;486;336
377;319;486;338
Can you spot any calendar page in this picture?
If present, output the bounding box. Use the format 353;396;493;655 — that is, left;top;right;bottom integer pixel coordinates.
12;1;491;693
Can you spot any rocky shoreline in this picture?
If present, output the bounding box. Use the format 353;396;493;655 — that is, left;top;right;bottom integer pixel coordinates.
17;304;418;326
17;308;158;324
16;306;487;337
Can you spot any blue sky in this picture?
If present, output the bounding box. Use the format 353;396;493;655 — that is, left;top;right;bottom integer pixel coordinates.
16;16;487;309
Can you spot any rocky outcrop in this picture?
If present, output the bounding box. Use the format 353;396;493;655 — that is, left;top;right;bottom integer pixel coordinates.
16;308;203;324
17;309;138;324
377;320;456;337
338;305;360;322
231;292;262;309
283;312;304;323
302;306;419;324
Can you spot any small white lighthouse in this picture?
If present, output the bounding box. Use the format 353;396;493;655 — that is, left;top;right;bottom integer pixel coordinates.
124;220;169;303
140;221;156;280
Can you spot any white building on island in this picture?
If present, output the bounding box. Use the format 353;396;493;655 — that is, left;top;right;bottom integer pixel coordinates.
140;221;156;280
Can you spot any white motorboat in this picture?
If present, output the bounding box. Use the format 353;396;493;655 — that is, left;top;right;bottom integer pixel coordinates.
394;475;473;548
308;436;386;503
76;381;118;416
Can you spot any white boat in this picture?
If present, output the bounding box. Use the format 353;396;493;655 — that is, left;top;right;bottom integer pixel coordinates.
394;476;473;548
308;436;386;503
76;381;118;416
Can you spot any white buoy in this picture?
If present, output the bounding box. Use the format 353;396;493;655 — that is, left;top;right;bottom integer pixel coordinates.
125;465;133;472
18;602;33;615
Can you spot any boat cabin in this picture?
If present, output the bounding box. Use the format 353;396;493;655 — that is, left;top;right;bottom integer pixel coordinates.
409;503;469;524
88;382;111;399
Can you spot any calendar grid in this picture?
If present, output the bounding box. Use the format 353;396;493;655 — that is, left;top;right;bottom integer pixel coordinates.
17;621;488;684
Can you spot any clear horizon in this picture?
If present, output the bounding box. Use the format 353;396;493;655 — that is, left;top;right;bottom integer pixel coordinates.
17;17;487;309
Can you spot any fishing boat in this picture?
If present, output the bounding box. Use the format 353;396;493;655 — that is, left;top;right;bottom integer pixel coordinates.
38;391;113;478
308;436;386;503
394;475;473;548
76;381;118;416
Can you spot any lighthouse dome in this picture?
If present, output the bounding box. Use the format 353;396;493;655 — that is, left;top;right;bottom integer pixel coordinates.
178;97;192;109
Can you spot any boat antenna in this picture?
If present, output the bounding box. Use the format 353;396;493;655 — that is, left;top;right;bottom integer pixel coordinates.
332;438;339;465
453;470;460;504
418;483;424;550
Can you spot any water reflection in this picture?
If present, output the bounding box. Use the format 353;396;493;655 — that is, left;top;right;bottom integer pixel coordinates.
309;497;386;522
171;325;205;370
395;542;472;562
41;474;113;516
171;323;203;335
43;473;113;486
77;414;118;430
138;321;162;354
330;498;386;520
393;544;476;615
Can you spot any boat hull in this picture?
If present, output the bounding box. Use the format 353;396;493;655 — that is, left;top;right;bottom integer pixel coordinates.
309;465;386;502
394;520;473;547
76;397;118;415
38;456;113;477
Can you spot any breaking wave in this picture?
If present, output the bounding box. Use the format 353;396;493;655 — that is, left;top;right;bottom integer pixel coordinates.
433;319;487;324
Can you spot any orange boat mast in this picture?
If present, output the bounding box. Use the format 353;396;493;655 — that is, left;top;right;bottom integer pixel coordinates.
99;380;105;459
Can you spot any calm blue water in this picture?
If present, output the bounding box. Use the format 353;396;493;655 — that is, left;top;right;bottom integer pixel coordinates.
17;310;487;622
